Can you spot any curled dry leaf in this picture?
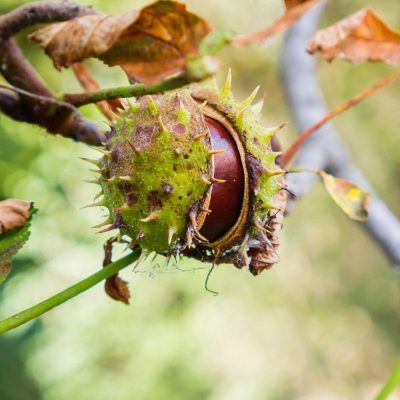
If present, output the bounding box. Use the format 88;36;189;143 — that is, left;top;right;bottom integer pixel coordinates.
30;1;211;85
320;172;371;221
102;238;131;304
308;8;400;65
0;199;31;234
0;200;35;284
234;0;320;45
105;274;131;305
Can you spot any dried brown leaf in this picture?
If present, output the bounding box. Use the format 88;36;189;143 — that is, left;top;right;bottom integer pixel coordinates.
0;200;35;285
105;274;131;304
30;1;211;85
0;199;31;234
308;8;400;65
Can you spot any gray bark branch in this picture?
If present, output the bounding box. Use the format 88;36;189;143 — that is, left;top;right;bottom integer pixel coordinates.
281;3;400;269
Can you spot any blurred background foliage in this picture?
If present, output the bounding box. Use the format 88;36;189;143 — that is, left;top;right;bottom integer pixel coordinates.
1;1;400;399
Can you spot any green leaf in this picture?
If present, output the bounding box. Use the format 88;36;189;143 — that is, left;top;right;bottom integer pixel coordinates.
0;201;36;284
320;171;371;221
200;28;236;55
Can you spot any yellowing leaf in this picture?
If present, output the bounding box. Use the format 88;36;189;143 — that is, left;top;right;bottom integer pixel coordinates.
0;200;35;284
320;172;371;221
308;8;400;65
30;1;211;85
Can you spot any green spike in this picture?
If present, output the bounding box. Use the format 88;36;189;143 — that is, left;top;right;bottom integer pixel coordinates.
251;99;264;116
168;226;177;245
146;95;159;116
90;146;111;159
127;98;139;113
79;157;101;167
92;217;113;229
263;168;285;178
93;190;103;201
220;68;232;98
83;179;100;185
158;116;167;132
198;100;208;111
82;199;107;209
114;203;129;213
236;106;249;130
140;211;159;223
265;122;287;138
89;168;102;174
193;129;208;141
177;100;190;124
241;85;260;108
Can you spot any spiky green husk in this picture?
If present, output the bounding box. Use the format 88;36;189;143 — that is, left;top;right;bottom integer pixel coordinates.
98;92;212;253
87;73;286;274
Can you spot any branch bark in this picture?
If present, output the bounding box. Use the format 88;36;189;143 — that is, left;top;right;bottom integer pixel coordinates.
0;1;105;145
280;3;400;269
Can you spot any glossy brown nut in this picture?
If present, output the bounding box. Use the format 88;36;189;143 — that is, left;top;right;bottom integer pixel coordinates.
200;117;245;242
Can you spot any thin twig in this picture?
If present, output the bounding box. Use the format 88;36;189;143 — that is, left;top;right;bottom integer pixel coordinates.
282;69;400;166
0;1;97;43
63;76;200;107
0;249;141;335
0;2;105;145
233;0;321;46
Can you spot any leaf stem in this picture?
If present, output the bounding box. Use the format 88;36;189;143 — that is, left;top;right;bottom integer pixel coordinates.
281;69;400;167
63;76;199;108
0;249;141;335
375;358;400;400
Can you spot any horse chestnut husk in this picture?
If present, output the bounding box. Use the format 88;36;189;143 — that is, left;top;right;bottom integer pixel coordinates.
88;74;287;275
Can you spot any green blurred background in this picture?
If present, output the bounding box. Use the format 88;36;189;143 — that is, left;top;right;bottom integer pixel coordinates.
1;1;400;399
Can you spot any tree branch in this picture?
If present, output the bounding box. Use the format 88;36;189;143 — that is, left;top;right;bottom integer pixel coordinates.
63;76;203;107
280;3;400;269
0;1;105;145
0;0;96;44
0;249;141;335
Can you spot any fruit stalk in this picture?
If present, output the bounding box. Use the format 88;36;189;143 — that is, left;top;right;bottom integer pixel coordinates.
0;249;141;335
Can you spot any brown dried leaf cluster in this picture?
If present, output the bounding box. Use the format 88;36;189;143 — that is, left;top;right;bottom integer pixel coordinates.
0;199;31;234
30;1;211;85
308;8;400;65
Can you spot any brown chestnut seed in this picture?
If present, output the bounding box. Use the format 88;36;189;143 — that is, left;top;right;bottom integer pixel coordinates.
200;117;244;242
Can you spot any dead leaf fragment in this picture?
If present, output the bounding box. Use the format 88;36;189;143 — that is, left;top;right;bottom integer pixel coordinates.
0;200;35;285
0;199;31;234
308;8;400;65
320;172;371;221
30;1;211;85
105;274;131;304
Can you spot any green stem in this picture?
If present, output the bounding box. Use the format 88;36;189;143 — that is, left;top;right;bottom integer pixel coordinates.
375;358;400;400
0;249;141;335
63;76;196;107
